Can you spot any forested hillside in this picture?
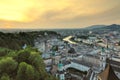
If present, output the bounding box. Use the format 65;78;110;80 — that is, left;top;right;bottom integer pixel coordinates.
0;31;60;50
0;47;58;80
0;31;59;80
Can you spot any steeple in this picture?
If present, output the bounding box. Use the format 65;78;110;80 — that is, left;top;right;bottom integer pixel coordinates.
100;47;106;70
58;61;63;71
106;38;112;59
57;61;65;80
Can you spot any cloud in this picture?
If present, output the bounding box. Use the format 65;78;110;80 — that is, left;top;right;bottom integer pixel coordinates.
0;0;120;29
0;0;71;22
0;0;34;22
36;0;120;22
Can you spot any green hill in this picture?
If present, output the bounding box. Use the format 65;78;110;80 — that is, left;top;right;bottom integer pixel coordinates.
0;47;58;80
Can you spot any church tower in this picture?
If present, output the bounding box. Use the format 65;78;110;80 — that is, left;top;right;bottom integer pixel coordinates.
57;61;65;80
100;47;107;70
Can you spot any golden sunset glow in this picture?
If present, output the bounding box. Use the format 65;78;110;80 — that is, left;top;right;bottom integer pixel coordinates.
0;0;120;29
0;0;34;22
4;23;13;29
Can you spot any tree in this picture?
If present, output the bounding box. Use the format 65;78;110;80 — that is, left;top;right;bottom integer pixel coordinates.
17;62;36;80
25;64;35;80
0;48;9;57
0;38;7;48
16;50;30;63
0;46;58;80
28;52;46;74
0;57;18;74
28;51;51;80
17;62;27;80
0;74;10;80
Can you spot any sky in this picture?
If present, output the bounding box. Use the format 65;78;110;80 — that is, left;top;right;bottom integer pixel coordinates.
0;0;120;29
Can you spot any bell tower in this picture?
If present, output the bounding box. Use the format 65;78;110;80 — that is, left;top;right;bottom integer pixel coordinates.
57;61;65;80
100;47;106;70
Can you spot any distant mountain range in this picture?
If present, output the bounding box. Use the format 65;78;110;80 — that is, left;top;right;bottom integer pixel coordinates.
86;25;106;29
86;24;120;32
0;24;120;33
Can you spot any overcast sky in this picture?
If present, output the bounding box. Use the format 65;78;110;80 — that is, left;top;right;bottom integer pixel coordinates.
0;0;120;29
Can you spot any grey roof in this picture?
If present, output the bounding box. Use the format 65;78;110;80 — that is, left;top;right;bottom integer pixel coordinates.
71;59;93;67
62;60;71;65
83;54;100;59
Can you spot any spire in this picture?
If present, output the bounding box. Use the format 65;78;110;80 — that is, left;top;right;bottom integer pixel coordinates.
102;47;105;53
57;60;65;80
58;61;63;71
100;47;106;70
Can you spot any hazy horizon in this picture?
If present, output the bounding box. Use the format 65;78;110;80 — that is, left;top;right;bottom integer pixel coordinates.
1;24;120;30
